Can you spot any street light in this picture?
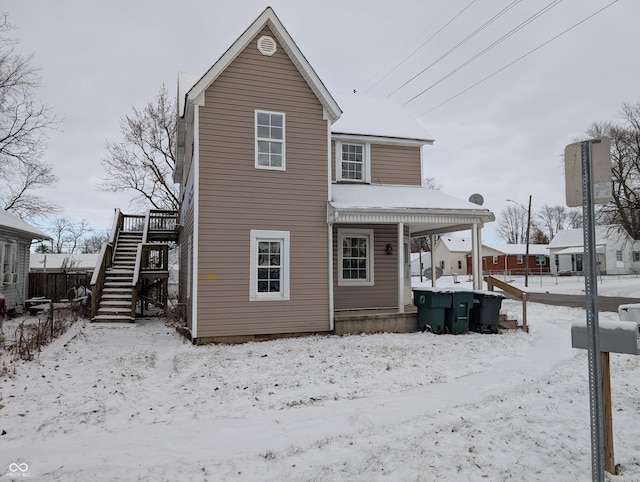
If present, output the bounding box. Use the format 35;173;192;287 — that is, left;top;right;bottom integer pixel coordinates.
506;196;532;287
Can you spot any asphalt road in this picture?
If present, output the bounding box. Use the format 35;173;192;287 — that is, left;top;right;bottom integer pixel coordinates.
514;292;640;313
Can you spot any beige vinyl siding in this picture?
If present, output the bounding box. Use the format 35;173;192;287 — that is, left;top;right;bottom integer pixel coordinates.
333;224;398;310
370;144;422;185
195;26;330;338
178;202;195;333
331;142;422;185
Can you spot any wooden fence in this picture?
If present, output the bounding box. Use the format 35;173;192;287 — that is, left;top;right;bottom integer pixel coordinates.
29;272;91;302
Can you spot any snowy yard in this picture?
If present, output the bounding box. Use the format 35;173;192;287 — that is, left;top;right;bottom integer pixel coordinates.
1;275;640;481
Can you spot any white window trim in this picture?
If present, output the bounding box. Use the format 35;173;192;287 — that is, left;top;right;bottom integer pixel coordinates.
337;228;374;287
1;242;18;285
255;110;286;171
335;141;371;183
492;255;498;265
250;230;290;301
516;255;523;264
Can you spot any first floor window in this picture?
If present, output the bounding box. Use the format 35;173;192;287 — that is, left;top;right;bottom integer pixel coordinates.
616;250;623;262
250;230;290;301
516;255;523;264
1;242;18;285
634;251;640;262
338;229;374;286
492;256;498;265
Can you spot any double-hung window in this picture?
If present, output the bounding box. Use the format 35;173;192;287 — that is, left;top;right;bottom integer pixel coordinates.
250;230;290;301
336;141;370;183
516;255;523;264
0;242;18;285
338;229;374;286
255;111;285;170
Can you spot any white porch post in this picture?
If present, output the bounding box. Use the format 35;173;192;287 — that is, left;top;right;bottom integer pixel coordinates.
397;222;404;313
471;223;483;290
430;234;437;287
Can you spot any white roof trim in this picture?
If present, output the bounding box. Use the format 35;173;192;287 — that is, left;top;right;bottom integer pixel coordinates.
0;209;51;240
182;7;341;122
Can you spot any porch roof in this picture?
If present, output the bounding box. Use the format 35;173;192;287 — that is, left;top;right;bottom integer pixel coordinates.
328;184;495;235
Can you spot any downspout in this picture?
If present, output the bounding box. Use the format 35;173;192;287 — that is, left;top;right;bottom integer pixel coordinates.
191;104;200;340
397;222;404;313
327;114;334;331
430;234;436;287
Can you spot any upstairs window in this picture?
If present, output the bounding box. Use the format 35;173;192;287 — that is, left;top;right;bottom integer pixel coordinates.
255;111;285;170
336;141;370;183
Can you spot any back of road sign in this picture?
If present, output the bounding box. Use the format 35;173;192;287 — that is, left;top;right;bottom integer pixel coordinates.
565;137;612;207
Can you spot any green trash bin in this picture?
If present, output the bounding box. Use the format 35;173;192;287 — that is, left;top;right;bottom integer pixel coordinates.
444;291;474;335
413;289;452;333
469;292;505;334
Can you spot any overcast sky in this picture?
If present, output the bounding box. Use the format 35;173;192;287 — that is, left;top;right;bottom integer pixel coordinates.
5;0;639;242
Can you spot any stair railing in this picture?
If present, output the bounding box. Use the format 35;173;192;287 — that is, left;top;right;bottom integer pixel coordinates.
90;209;123;318
484;275;528;332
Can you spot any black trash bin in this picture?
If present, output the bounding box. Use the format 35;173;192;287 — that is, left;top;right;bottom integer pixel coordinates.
413;289;452;333
469;291;505;334
445;291;475;335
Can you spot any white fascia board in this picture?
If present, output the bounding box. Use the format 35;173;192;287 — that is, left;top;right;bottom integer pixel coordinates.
186;7;341;123
331;133;432;147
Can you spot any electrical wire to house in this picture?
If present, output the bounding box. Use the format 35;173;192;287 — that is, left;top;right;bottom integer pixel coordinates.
415;0;620;117
358;0;478;94
387;0;523;97
399;0;565;106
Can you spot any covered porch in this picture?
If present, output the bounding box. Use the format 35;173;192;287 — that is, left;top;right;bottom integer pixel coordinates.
328;184;495;333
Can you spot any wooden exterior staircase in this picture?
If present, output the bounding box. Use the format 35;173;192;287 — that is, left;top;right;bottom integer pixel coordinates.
90;209;178;322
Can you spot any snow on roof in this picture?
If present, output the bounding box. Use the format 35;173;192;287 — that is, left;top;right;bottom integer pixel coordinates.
331;93;434;143
330;184;490;213
30;253;98;271
440;237;471;252
0;209;50;240
548;226;624;248
484;243;549;256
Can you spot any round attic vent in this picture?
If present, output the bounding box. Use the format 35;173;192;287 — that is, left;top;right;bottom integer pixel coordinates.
257;35;277;56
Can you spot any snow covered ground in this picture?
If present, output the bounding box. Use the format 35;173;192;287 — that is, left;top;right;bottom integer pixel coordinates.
1;275;640;481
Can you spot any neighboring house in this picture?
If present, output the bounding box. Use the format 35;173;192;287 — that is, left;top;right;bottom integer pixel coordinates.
29;253;99;274
0;209;51;311
410;252;431;276
29;253;98;301
173;8;494;343
433;237;472;275
548;226;640;275
478;243;550;275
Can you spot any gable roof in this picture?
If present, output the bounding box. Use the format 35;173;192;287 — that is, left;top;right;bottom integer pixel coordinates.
439;237;471;252
548;226;625;249
483;243;549;256
0;209;51;240
179;7;341;122
331;93;434;144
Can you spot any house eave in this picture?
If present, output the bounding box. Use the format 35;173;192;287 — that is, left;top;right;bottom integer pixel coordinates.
332;133;434;147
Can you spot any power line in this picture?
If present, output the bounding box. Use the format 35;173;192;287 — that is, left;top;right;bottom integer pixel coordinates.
402;0;564;106
388;0;523;97
417;0;620;117
360;0;478;94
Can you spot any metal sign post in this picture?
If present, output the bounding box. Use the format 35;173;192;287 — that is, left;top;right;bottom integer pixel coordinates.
581;140;605;482
565;137;612;481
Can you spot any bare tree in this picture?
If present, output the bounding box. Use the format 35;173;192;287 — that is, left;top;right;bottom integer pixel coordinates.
586;102;640;240
535;204;581;241
47;218;92;253
0;13;59;218
99;85;179;211
496;205;527;244
81;231;109;254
